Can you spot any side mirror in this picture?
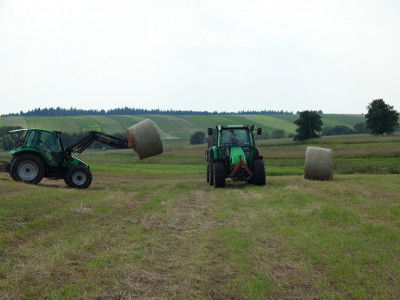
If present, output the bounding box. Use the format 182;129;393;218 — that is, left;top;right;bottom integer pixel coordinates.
207;128;213;135
257;128;262;135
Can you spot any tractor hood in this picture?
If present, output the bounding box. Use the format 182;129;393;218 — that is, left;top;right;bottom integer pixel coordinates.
230;147;247;166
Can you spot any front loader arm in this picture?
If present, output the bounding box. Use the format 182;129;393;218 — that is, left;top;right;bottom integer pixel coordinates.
65;131;129;156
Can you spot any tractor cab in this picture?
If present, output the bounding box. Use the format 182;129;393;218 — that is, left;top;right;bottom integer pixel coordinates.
10;129;64;167
206;125;265;187
218;127;254;147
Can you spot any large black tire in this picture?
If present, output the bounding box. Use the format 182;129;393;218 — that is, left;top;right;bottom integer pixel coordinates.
208;163;214;186
64;166;92;189
253;160;266;186
9;159;18;181
12;153;44;184
213;162;225;188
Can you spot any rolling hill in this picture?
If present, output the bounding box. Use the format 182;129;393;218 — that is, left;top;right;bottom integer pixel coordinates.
0;114;364;139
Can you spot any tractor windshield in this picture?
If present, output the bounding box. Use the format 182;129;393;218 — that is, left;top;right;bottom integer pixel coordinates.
25;130;61;152
219;129;254;147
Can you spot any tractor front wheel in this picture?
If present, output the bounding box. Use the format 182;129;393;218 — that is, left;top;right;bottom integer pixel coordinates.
253;160;266;186
213;162;225;188
65;166;92;189
12;153;44;184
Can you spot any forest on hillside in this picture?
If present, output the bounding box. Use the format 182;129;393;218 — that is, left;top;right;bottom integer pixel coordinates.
1;107;321;117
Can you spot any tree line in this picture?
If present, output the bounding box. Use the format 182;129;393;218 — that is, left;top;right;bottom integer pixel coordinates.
189;99;399;144
1;107;297;117
293;99;399;141
1;99;397;148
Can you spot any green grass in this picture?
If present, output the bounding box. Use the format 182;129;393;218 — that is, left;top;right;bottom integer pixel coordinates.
87;115;126;134
3;116;28;128
1;133;399;176
321;114;366;126
25;116;101;133
80;133;399;176
0;134;399;298
0;173;399;298
244;115;297;133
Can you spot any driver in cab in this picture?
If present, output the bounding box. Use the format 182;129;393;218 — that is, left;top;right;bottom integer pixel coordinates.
222;129;239;146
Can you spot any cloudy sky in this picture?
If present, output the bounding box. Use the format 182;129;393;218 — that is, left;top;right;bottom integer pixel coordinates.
0;0;399;114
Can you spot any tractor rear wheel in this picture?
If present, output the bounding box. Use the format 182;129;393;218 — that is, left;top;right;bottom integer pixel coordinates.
65;166;92;189
207;163;214;185
253;160;266;186
9;159;18;181
213;162;225;188
12;153;44;184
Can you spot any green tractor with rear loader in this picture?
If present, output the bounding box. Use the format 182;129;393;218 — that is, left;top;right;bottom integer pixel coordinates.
206;125;266;187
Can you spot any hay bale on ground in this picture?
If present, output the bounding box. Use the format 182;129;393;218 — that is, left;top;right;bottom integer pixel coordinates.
127;119;164;160
304;146;333;181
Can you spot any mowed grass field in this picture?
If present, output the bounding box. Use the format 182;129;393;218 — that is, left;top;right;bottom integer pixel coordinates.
0;134;399;299
0;114;365;138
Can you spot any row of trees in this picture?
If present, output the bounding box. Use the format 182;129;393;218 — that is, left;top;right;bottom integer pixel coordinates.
321;123;370;136
189;99;398;143
2;107;298;117
293;99;399;140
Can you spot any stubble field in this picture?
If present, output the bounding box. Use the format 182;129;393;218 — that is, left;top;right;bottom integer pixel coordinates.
0;134;399;299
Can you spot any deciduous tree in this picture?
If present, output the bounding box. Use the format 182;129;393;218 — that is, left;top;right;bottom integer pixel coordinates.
365;99;399;135
293;111;323;141
190;131;206;144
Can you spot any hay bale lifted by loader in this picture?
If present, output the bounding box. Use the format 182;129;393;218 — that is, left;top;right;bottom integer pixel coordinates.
1;119;163;188
128;119;163;160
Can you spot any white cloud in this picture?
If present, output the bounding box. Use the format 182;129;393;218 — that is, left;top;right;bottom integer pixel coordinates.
0;0;399;114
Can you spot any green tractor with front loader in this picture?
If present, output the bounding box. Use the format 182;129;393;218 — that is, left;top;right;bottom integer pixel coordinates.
206;125;266;187
0;120;163;188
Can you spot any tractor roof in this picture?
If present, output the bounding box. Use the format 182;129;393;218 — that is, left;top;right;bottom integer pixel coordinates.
8;129;29;133
9;128;61;135
217;125;255;131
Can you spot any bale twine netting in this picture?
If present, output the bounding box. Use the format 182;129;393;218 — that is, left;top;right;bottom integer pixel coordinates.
304;146;333;181
127;119;164;160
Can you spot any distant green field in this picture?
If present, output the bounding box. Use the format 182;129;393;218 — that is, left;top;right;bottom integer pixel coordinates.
0;114;365;139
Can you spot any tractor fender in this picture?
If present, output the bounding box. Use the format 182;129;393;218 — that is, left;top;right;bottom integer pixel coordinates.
65;157;89;169
10;148;49;166
208;146;221;161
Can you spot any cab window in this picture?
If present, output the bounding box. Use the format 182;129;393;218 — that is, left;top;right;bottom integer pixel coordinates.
25;131;61;152
219;129;253;147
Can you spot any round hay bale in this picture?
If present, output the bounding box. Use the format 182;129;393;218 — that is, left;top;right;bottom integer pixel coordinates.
304;146;333;181
127;119;164;160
